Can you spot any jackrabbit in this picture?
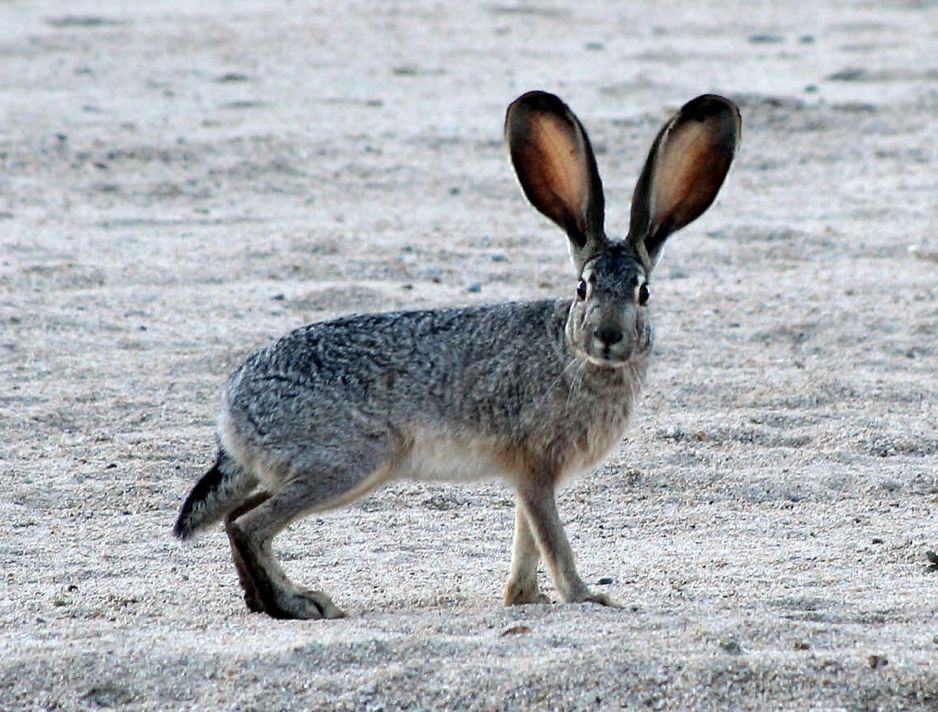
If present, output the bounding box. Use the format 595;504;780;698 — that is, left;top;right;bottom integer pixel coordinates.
174;91;740;619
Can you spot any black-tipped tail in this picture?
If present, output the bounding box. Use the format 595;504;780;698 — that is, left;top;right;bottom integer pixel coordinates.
173;449;253;540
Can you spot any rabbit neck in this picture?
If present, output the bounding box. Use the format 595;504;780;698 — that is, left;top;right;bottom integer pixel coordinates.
560;346;649;420
525;306;650;478
538;352;649;480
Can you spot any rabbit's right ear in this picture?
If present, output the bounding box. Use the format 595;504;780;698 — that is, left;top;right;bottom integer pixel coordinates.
506;91;607;270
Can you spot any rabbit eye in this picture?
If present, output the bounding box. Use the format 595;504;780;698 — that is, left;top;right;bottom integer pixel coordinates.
576;279;588;301
638;283;650;306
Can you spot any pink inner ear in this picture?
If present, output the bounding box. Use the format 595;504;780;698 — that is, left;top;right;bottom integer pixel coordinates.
519;112;590;235
649;117;734;235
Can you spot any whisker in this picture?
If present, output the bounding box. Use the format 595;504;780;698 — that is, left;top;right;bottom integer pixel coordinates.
532;354;582;412
565;359;588;414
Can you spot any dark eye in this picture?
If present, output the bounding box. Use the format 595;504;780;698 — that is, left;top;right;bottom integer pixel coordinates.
638;283;650;306
576;279;587;301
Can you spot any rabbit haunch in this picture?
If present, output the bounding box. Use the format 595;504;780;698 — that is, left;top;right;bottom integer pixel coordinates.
173;90;739;619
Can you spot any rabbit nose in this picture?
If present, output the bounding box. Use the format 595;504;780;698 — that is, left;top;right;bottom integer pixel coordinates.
594;325;623;346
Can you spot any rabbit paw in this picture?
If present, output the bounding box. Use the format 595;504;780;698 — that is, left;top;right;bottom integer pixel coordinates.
504;580;550;606
295;588;347;619
571;590;619;607
265;588;347;620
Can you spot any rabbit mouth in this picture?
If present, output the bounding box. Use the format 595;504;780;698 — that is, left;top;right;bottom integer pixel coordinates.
581;338;650;368
585;355;628;368
582;347;637;368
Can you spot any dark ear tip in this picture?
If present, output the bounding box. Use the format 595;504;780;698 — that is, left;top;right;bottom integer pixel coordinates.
506;90;570;125
680;94;742;129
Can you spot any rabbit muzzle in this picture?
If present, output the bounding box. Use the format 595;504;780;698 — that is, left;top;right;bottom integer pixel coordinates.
580;306;650;368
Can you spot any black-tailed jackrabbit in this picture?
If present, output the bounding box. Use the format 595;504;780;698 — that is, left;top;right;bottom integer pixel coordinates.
174;91;740;619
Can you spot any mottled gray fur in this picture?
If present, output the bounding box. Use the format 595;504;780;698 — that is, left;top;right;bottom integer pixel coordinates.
173;90;740;619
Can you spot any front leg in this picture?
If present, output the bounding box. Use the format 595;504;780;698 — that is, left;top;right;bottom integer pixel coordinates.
504;502;550;605
517;483;614;606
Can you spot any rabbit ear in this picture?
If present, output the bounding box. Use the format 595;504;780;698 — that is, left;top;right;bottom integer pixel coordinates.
628;94;740;269
506;91;607;269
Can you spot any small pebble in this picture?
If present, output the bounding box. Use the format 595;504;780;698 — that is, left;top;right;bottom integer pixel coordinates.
466;283;482;293
501;625;531;637
216;72;249;83
719;639;742;655
827;67;866;82
596;577;614;586
868;654;888;670
748;33;784;44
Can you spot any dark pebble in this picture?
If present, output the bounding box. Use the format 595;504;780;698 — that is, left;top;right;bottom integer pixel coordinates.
748;33;784;44
720;639;743;655
868;654;888;669
501;625;531;636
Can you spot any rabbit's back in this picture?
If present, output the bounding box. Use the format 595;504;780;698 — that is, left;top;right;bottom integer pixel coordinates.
224;300;567;438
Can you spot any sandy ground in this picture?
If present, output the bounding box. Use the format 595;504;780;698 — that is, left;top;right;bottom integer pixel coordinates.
2;1;937;709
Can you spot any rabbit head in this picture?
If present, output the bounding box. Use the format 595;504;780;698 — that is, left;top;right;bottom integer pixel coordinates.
505;91;740;367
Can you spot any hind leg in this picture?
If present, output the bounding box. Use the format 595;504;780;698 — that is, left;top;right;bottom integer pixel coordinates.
227;464;389;620
224;491;272;613
227;505;344;620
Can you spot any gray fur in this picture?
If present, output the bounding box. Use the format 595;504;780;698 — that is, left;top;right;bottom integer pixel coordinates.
223;299;648;481
173;90;740;619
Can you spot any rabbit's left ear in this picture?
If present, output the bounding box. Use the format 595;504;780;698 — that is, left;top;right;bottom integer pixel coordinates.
628;94;740;269
506;91;607;270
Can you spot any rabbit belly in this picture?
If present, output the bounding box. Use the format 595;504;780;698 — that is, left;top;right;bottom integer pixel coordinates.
399;429;516;483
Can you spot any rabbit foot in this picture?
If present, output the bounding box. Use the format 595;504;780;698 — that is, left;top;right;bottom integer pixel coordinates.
263;588;346;620
296;588;346;619
504;580;550;606
569;590;618;607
